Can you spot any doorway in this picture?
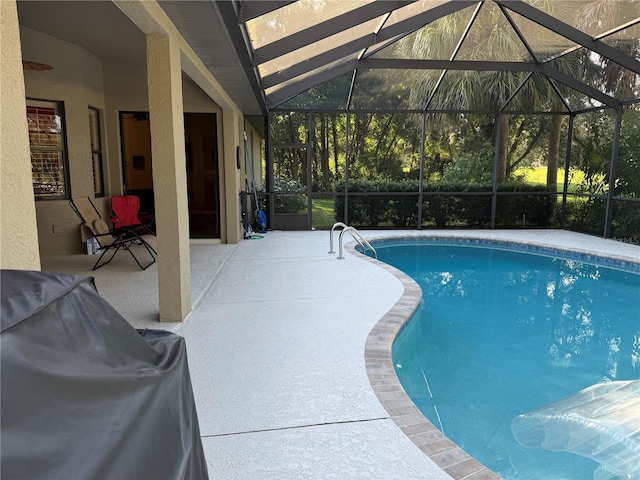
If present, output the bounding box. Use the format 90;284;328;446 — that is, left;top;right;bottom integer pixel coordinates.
268;113;312;230
184;113;220;238
269;145;310;230
119;112;220;238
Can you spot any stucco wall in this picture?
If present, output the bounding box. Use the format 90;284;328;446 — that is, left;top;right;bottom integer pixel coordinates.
103;63;224;240
21;26;107;256
20;27;224;256
102;64;222;197
1;1;41;270
245;121;263;190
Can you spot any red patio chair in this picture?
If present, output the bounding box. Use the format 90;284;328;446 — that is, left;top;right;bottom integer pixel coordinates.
111;195;155;235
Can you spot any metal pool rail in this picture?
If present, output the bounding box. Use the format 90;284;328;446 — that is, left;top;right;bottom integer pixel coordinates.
329;222;377;260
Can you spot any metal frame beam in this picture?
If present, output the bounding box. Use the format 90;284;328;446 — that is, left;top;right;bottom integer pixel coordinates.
253;1;417;65
361;58;537;71
237;1;296;23
604;107;624;238
214;1;267;114
358;58;621;108
495;0;640;75
266;56;360;109
498;4;538;62
265;0;478;108
540;65;620;108
560;113;575;227
258;1;477;86
261;39;374;89
225;0;640;114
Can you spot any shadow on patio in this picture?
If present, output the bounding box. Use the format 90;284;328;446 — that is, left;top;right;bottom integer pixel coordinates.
40;241;238;331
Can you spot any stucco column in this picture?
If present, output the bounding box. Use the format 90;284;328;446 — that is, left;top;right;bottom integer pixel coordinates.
222;109;243;243
146;34;190;322
0;0;41;270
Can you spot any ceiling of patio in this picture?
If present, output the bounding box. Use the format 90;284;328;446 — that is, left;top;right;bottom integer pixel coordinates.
16;1;640;115
16;0;264;114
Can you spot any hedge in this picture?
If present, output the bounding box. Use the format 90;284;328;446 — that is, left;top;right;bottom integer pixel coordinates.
334;179;556;228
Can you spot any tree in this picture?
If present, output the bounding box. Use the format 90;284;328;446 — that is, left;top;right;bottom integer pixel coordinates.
576;0;640;103
397;2;586;187
348;112;420;180
408;4;531;177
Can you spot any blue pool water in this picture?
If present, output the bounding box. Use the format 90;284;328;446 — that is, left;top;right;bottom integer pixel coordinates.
379;239;640;480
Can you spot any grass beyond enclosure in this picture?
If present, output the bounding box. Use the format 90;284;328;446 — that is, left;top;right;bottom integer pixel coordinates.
312;198;335;229
514;167;587;190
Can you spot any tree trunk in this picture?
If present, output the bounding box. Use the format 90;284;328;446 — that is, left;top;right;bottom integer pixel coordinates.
547;113;562;191
497;114;510;183
320;116;330;190
331;115;339;177
288;115;298;182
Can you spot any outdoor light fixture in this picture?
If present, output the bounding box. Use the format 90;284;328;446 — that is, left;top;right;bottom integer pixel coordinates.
22;60;53;71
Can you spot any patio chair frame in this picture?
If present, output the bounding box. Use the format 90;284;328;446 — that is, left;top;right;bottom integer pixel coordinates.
70;197;157;271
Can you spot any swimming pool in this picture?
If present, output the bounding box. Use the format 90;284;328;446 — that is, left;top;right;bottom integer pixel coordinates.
371;238;640;480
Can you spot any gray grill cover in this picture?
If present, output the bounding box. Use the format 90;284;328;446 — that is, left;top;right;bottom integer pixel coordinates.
1;270;208;480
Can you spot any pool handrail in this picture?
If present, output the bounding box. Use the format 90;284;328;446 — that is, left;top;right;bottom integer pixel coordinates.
329;223;377;260
328;222;348;254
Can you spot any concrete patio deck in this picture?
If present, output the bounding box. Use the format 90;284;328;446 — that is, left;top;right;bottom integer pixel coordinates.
40;229;640;479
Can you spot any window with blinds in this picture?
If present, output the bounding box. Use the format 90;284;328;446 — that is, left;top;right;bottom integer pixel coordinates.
89;106;105;197
26;99;69;199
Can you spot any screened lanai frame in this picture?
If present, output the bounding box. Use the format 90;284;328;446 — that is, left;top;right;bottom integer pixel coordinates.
229;0;640;239
266;104;638;235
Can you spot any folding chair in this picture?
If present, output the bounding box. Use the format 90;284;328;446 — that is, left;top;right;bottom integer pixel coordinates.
70;197;157;271
110;195;155;235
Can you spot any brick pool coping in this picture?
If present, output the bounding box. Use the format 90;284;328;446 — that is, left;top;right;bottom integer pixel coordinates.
350;233;638;480
347;237;502;480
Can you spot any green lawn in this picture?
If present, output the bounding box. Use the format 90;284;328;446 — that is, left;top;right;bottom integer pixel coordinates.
515;167;587;190
312;197;336;229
